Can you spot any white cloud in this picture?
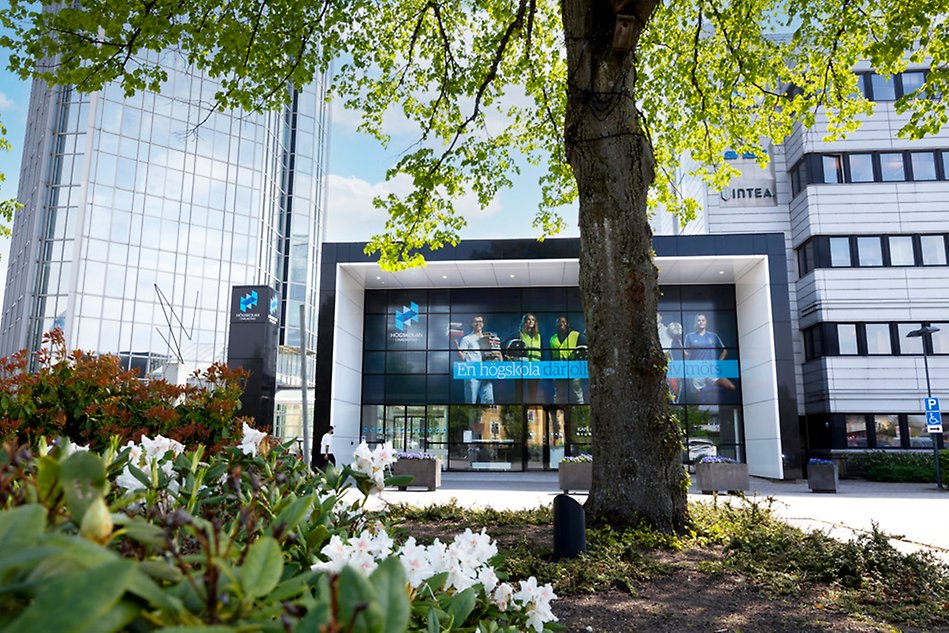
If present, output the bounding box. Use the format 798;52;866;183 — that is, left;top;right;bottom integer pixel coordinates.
0;92;14;111
323;173;507;243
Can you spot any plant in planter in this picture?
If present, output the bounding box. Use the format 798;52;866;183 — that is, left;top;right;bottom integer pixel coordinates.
391;451;442;491
807;457;839;493
559;454;592;493
695;456;749;494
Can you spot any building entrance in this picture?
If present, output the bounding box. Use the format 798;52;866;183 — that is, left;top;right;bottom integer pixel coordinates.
525;406;567;470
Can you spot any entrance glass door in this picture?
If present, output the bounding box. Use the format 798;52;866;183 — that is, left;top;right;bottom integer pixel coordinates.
525;406;567;470
547;407;566;469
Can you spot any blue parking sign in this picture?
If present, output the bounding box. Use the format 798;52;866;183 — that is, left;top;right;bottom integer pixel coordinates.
924;397;940;412
928;411;943;434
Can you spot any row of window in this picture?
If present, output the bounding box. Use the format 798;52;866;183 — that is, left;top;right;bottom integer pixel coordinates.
787;70;929;103
797;234;949;275
790;149;949;197
807;412;946;451
803;321;949;360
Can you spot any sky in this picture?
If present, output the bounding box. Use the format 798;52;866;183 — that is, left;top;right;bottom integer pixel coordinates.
0;47;580;307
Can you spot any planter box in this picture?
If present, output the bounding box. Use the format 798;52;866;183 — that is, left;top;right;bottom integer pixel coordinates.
391;459;441;491
807;462;838;493
695;462;749;494
559;462;592;493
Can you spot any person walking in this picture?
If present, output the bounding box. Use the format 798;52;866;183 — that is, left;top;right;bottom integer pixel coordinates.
317;425;336;469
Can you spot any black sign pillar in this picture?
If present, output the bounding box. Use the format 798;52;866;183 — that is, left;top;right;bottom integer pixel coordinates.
226;285;280;432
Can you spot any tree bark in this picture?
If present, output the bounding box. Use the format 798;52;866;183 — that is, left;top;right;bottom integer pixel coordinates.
562;0;688;532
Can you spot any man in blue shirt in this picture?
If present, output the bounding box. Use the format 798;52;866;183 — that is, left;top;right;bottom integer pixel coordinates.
683;314;736;396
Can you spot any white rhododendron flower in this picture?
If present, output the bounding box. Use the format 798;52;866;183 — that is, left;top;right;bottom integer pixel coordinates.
141;434;184;460
349;441;397;494
309;524;557;630
240;422;268;457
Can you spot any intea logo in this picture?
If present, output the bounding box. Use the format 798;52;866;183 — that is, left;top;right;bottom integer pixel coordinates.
394;302;419;331
239;290;259;313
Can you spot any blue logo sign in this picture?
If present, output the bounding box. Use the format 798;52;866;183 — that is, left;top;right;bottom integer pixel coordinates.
239;290;258;313
394;302;419;331
269;295;279;315
924;397;940;412
453;361;588;380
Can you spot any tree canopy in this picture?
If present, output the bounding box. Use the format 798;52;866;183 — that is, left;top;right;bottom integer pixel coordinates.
3;1;945;262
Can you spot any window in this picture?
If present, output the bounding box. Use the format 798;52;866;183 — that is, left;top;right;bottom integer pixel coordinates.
897;323;924;354
845;415;868;447
870;74;897;101
910;152;937;181
798;240;816;276
829;237;852;267
900;71;926;96
803;325;824;361
930;323;949;354
888;236;915;266
879;153;905;181
837;324;858;355
874;414;901;447
821;155;843;184
906;415;934;448
848;154;874;182
920;235;947;265
790;161;807;198
864;323;891;354
856;236;883;266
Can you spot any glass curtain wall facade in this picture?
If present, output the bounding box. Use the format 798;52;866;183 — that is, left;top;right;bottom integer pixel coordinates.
361;285;744;470
1;52;328;379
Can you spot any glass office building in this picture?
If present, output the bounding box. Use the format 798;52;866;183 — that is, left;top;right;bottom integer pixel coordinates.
1;52;328;384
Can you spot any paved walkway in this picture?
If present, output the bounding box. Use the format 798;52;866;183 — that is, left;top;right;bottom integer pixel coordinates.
369;472;949;561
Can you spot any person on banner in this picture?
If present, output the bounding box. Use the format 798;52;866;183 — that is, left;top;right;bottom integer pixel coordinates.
316;425;336;470
683;313;736;401
456;315;500;404
550;315;586;404
506;313;544;402
657;312;683;404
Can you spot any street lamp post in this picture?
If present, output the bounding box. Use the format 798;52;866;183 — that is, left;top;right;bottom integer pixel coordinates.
907;325;943;489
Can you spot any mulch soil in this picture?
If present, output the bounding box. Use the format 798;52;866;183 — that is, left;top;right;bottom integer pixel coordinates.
395;520;943;633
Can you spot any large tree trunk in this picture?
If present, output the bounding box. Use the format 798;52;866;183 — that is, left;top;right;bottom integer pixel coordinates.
563;0;688;532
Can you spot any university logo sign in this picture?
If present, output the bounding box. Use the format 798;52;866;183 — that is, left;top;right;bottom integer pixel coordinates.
240;290;259;313
269;294;279;316
394;302;419;331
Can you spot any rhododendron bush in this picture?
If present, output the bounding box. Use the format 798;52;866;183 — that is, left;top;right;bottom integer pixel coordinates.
0;425;558;631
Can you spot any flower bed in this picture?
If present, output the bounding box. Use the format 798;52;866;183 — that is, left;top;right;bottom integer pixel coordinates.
0;428;557;631
695;456;749;494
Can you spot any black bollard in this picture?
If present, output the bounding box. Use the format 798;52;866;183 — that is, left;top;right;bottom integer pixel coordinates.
553;494;587;560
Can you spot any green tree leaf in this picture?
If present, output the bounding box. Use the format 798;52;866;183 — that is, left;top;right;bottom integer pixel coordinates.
59;451;109;521
446;586;477;628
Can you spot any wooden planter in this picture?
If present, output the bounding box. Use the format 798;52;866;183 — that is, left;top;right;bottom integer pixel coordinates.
391;458;441;491
559;461;592;493
807;462;838;493
695;462;749;494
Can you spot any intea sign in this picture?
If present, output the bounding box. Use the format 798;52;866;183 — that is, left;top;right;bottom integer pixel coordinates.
718;148;777;208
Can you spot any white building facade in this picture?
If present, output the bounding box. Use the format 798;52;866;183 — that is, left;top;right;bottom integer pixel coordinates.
668;64;949;455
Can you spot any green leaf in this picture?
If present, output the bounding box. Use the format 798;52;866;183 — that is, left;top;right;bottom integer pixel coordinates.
337;566;385;633
0;504;46;551
446;586;477;628
58;451;109;521
36;456;60;502
2;559;136;633
116;516;165;548
368;558;410;633
270;492;315;534
385;474;414;488
426;607;440;633
239;536;283;599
